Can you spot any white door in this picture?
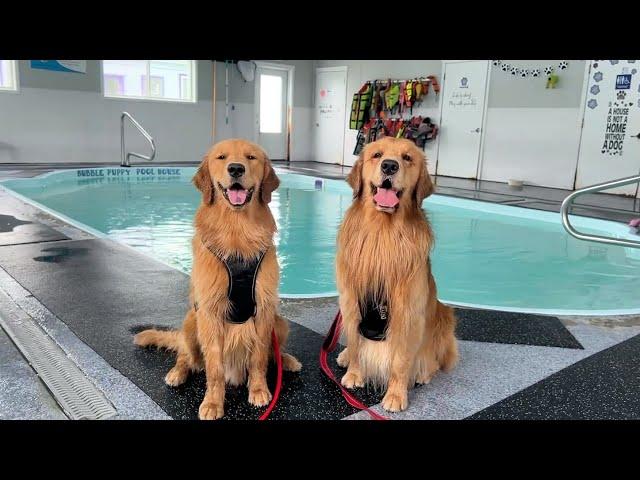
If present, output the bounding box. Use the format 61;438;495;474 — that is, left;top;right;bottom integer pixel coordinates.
575;60;640;196
436;60;490;178
314;67;347;165
255;66;289;160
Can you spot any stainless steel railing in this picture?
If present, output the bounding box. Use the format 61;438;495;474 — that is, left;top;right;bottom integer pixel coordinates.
120;112;156;167
560;173;640;248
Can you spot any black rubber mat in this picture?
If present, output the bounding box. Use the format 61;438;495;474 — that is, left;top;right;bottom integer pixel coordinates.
454;308;583;349
130;322;383;420
0;213;69;246
468;333;640;419
0;238;382;420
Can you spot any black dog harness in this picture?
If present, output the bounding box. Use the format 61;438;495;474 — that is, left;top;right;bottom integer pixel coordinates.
194;243;267;324
358;294;390;341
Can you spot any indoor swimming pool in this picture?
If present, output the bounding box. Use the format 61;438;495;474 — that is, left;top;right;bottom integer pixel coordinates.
2;167;640;314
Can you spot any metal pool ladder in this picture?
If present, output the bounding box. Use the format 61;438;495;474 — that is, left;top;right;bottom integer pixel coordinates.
561;173;640;248
120;111;156;167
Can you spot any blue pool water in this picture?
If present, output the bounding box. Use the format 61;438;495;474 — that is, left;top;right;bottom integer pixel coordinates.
3;167;640;314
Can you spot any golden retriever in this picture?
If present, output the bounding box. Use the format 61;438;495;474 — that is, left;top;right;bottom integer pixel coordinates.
134;138;301;420
335;136;458;412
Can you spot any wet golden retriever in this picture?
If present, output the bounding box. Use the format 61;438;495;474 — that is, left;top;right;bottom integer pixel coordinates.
335;136;458;412
134;138;301;420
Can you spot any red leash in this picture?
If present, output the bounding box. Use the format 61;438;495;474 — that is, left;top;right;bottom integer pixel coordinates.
259;329;282;420
319;311;388;420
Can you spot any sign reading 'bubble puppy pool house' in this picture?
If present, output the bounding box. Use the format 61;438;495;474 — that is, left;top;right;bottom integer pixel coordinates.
30;60;86;74
76;168;182;177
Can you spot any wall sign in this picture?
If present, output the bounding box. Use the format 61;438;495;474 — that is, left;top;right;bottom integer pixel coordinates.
449;91;477;108
616;74;631;89
30;60;86;74
602;104;629;156
76;168;182;178
584;61;639;157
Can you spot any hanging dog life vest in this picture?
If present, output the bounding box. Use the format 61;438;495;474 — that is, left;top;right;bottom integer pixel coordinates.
404;81;414;114
358;294;390;341
349;82;372;130
194;243;267;324
385;82;400;114
369;81;381;119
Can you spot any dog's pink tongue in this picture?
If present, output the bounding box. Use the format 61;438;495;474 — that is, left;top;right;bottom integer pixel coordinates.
374;188;399;208
228;188;247;205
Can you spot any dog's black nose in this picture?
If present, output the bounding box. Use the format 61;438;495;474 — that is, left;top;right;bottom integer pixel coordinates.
227;163;245;178
381;159;399;176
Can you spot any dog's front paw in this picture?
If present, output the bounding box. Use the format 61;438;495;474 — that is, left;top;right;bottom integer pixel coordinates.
336;348;349;368
382;391;408;412
341;370;364;389
199;401;224;420
164;366;188;387
248;387;272;407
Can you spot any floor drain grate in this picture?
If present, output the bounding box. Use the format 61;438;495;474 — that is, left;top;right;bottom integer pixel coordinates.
0;312;117;420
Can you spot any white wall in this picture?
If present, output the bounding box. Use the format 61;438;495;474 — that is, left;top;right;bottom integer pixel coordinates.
315;60;442;173
480;107;583;189
0;60;314;165
0;86;213;164
479;60;587;189
0;60;213;164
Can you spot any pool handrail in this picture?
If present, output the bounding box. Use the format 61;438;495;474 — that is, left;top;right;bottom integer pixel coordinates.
120;112;156;167
561;173;640;249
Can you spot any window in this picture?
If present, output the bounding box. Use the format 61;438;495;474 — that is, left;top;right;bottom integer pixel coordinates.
102;60;196;102
0;60;18;91
259;74;282;133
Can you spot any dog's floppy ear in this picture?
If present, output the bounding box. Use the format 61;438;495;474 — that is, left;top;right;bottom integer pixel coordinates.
193;157;214;205
346;154;364;199
260;159;280;204
414;154;435;205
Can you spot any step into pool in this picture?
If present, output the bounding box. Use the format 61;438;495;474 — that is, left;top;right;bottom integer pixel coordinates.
3;167;640;315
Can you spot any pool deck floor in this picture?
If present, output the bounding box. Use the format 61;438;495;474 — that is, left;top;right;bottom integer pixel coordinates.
1;162;640;420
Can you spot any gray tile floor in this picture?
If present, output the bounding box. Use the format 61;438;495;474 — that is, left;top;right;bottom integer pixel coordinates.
0;327;67;420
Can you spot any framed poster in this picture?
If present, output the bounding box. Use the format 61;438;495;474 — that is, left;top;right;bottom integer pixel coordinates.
30;60;86;74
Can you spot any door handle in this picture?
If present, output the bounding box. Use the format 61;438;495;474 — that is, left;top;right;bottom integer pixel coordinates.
635;132;640;139
471;128;481;133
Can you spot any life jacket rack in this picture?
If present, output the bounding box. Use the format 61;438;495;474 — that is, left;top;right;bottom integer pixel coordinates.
349;75;440;132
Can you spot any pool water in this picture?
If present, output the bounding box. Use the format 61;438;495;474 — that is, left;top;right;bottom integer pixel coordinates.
3;167;640;314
